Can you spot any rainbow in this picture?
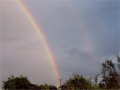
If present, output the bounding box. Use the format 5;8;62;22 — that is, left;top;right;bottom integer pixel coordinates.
64;0;98;66
15;0;97;86
16;0;60;86
68;0;94;53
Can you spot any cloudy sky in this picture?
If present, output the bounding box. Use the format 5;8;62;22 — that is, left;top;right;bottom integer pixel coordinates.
0;0;119;86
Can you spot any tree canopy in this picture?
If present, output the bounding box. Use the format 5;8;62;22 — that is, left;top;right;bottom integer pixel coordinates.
2;56;120;90
99;56;120;89
2;75;57;90
60;74;96;90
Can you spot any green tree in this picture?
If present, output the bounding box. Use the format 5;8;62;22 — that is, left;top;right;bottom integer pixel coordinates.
60;74;95;90
3;75;57;90
38;84;57;90
38;84;49;90
2;75;37;90
99;57;120;89
49;85;57;90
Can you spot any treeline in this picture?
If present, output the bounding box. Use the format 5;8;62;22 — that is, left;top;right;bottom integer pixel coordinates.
2;56;120;90
3;75;57;90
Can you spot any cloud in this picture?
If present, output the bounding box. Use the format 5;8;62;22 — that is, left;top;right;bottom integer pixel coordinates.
58;47;100;79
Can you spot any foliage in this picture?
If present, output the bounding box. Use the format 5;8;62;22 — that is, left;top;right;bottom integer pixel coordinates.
2;56;120;90
38;84;57;90
2;75;35;90
60;74;97;90
2;75;57;90
49;85;57;90
99;56;120;89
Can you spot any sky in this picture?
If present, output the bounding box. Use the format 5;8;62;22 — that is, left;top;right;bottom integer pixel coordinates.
0;0;119;86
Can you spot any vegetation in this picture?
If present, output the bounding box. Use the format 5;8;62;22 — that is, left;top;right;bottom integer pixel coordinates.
2;56;120;90
60;74;97;90
2;75;57;90
3;75;33;89
99;56;120;89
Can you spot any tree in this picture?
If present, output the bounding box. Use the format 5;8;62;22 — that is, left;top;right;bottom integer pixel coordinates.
3;75;57;90
2;75;37;90
38;84;49;90
60;74;95;90
49;85;57;90
117;56;120;74
99;57;120;89
38;84;57;90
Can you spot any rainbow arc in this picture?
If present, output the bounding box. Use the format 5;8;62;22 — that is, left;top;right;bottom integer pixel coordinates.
16;0;60;86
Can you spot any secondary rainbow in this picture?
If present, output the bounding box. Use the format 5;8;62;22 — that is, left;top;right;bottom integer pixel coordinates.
16;0;60;86
65;0;97;65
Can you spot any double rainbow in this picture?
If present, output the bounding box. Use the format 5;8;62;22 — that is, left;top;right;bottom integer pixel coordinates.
15;0;97;87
